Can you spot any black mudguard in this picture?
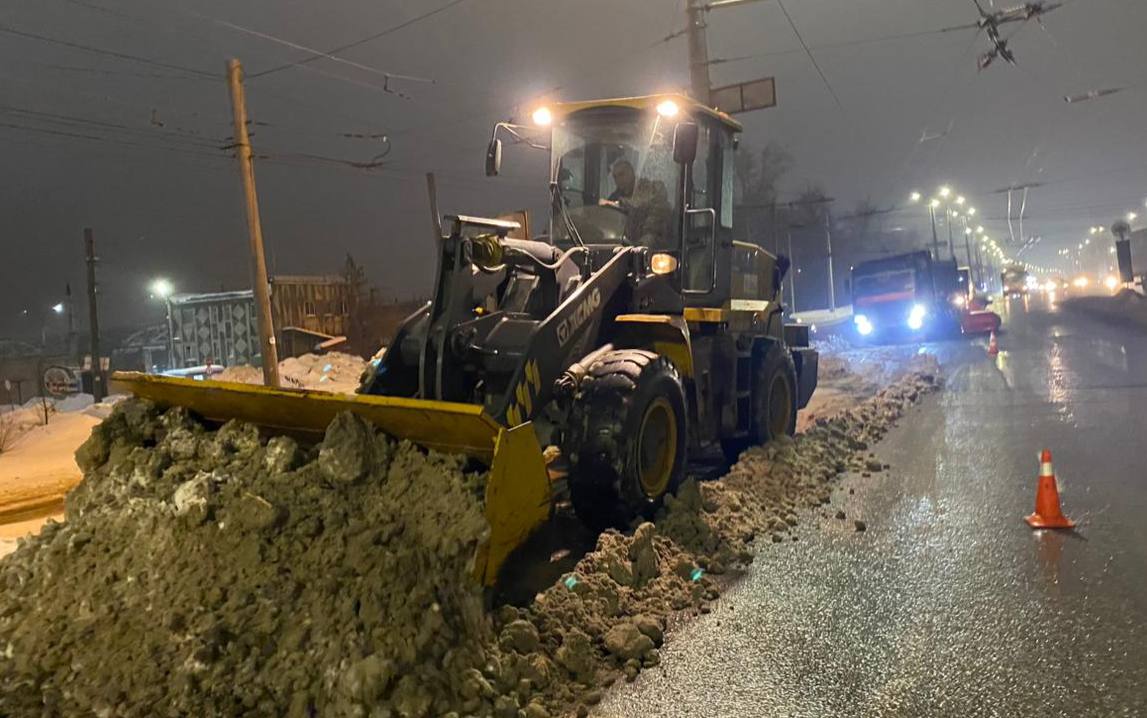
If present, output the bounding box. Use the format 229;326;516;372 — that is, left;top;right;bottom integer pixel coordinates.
791;347;818;410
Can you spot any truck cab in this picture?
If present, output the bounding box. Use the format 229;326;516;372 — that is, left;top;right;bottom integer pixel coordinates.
850;251;961;341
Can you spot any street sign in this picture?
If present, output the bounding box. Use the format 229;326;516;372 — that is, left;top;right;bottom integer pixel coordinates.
711;77;776;115
1115;239;1134;284
82;355;111;371
43;365;80;399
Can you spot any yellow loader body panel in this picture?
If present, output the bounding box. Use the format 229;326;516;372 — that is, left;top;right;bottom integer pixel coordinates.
109;372;551;586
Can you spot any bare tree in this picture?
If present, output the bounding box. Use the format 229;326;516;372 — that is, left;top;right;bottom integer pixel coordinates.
734;141;793;247
788;182;831;228
342;254;369;355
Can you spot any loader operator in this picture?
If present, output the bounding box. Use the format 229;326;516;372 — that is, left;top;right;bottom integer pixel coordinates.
599;158;672;249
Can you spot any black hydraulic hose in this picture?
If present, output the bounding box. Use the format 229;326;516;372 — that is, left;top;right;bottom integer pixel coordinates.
505;245;588;272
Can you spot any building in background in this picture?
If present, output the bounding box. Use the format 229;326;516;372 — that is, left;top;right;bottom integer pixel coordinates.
167;290;259;369
270;275;351;357
163;275;353;369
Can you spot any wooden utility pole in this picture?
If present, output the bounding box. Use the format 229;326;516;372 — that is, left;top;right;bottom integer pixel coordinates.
226;58;279;387
84;228;105;402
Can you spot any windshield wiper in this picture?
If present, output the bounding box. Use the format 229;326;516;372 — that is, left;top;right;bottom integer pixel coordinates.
551;182;585;247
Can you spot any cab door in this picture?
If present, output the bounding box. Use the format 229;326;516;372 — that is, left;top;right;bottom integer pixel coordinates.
682;118;735;305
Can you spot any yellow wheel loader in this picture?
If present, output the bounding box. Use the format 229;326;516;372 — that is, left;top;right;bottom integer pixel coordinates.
113;94;817;585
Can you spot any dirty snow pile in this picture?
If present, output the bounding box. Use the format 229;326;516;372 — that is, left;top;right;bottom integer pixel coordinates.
473;354;943;717
213;352;367;393
1063;288;1147;328
0;354;940;718
0;402;494;717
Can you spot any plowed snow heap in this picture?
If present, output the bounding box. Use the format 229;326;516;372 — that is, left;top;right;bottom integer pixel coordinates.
0;400;493;717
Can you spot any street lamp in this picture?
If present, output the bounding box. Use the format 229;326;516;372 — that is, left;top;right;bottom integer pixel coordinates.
955;195;966;206
1128;212;1138;222
939;186;951;199
51;303;65;314
150;278;174;300
909;191;922;203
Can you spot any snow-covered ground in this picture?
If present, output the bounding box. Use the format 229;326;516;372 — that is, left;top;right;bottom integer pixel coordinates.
790;304;853;328
212;352;367;394
0;394;122;548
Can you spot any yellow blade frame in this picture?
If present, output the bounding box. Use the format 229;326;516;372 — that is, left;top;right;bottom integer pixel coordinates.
110;372;551;585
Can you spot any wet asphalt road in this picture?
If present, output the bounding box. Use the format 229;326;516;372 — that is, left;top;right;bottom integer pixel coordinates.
597;295;1147;717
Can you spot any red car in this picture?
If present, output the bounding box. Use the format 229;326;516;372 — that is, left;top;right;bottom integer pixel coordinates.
958;295;1001;334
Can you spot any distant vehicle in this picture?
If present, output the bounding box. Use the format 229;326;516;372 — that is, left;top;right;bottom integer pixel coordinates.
1001;265;1030;297
850;251;963;341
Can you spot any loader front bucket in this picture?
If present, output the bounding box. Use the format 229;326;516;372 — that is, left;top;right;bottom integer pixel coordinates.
109;372;552;585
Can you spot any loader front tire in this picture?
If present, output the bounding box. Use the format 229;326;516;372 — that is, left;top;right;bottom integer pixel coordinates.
564;350;687;530
721;341;798;463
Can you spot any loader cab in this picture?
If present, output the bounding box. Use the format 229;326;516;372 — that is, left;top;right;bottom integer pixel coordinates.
541;96;742;305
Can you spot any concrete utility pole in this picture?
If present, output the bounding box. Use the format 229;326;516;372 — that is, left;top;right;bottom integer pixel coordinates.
84;228;105;402
928;203;941;259
684;0;770;102
945;205;956;260
685;0;712;103
65;283;77;364
824;209;836;312
226;58;280;388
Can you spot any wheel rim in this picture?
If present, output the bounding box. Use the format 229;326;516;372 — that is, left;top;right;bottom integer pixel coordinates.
637;397;677;498
767;374;793;438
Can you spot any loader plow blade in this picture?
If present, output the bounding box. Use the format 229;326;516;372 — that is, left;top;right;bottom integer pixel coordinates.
110;372;552;585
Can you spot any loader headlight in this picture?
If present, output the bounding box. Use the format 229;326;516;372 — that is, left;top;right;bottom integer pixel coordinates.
907;303;927;330
650;253;679;275
531;106;553;126
853;314;874;336
656;99;679;118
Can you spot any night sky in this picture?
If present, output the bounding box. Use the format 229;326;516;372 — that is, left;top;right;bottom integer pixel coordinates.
2;0;1144;337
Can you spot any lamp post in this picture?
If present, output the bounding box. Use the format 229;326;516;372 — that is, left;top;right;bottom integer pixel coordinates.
150;278;174;372
929;199;941;258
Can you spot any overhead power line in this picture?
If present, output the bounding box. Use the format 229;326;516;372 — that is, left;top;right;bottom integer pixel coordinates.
0;24;218;79
708;25;960;66
774;0;844;111
203;16;432;85
250;0;472;79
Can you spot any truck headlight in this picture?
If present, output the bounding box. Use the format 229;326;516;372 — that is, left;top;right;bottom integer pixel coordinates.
907;303;927;330
854;314;874;336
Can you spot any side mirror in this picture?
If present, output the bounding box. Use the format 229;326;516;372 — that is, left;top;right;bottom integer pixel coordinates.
485;138;503;177
776;253;792;281
673;122;699;165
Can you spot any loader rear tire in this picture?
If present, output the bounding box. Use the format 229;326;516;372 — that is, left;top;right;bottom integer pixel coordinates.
720;341;798;463
564;350;687;531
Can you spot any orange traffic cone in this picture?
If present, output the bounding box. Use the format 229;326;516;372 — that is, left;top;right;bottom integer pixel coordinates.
987;331;999;356
1025;449;1075;529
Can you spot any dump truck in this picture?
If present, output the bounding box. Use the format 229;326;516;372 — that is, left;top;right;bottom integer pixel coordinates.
850;250;963;341
113;94;818;585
